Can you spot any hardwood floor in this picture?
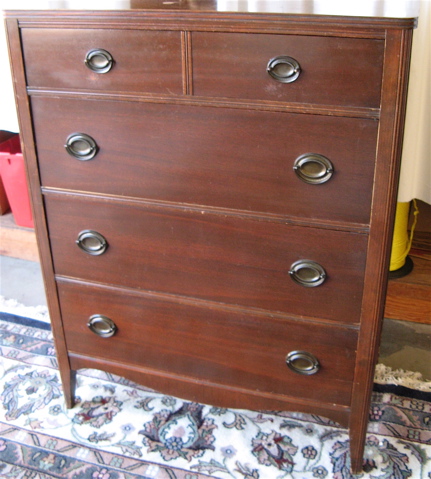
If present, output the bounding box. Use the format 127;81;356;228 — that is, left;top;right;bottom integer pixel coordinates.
0;211;38;262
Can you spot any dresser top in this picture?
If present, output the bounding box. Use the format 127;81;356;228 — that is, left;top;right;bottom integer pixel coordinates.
3;0;419;23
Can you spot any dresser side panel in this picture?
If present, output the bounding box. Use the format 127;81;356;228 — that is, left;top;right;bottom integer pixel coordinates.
348;27;414;472
4;17;76;407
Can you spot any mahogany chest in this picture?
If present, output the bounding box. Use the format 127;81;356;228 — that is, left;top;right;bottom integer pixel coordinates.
4;1;416;472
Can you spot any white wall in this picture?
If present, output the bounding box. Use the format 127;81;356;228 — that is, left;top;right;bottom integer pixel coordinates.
1;0;53;132
0;8;20;132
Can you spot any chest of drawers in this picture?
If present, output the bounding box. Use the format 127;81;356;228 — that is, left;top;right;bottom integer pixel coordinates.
5;2;416;473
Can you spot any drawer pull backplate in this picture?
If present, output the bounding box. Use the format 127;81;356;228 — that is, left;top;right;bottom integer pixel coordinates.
76;230;108;256
85;48;114;74
289;260;326;287
267;56;301;83
293;153;334;184
87;314;117;338
65;133;98;161
286;351;320;375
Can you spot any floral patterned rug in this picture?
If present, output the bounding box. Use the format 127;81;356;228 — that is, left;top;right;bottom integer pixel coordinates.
0;312;430;479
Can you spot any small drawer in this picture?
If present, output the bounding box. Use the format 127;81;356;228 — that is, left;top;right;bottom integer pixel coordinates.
32;96;378;225
45;194;367;322
21;28;183;94
192;32;384;108
57;280;358;406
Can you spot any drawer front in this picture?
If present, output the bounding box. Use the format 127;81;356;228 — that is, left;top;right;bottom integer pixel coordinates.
21;28;183;94
32;96;377;225
45;194;367;322
192;32;384;108
58;280;357;406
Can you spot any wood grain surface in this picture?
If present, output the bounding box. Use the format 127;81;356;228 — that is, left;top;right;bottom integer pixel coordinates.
4;5;417;473
22;28;183;94
44;192;367;322
31;96;378;225
57;278;358;407
192;32;384;108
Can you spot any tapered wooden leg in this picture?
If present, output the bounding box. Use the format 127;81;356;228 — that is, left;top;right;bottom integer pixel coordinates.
61;369;77;408
349;419;367;474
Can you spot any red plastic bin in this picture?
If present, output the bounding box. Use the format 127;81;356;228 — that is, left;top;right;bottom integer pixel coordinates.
0;134;34;228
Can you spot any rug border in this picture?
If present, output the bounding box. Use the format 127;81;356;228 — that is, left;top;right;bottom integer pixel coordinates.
0;311;51;331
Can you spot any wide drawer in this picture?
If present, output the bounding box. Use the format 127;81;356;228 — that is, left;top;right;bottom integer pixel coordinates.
45;193;367;322
32;96;378;225
192;32;384;108
21;28;183;94
57;280;358;407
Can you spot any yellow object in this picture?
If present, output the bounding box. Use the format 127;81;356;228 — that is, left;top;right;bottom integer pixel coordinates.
389;200;419;271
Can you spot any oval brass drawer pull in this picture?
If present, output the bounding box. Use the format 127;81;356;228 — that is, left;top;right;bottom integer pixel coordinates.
87;314;117;338
65;133;98;161
85;48;114;74
289;260;326;287
76;230;108;256
267;56;301;83
286;350;320;375
293;153;334;184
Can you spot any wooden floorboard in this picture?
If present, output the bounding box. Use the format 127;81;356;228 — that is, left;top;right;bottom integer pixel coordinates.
385;279;430;324
0;212;39;262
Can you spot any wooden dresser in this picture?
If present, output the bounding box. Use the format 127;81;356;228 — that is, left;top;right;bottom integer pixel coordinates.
4;1;416;473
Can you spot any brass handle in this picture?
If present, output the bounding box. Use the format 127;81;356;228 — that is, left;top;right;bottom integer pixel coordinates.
286;351;320;375
289;260;326;287
87;315;117;338
76;230;108;256
293;154;334;185
65;133;98;161
85;49;114;74
267;56;301;83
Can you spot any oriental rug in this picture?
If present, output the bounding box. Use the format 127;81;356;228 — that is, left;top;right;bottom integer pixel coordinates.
0;312;430;479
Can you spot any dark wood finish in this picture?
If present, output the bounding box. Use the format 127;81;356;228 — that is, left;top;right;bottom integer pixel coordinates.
31;96;378;225
68;352;351;428
57;278;357;406
4;2;416;473
44;192;367;321
22;28;183;95
348;28;414;472
4;16;76;409
192;32;384;108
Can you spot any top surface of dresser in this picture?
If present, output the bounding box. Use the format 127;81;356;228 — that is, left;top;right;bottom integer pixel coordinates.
2;0;420;18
